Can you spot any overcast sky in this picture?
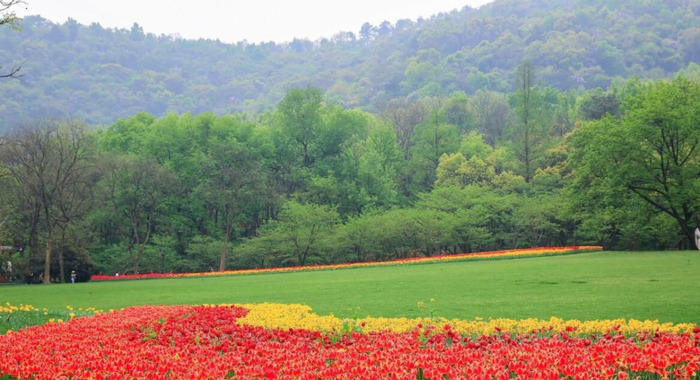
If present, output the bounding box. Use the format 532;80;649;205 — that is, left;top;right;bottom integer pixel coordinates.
18;0;494;44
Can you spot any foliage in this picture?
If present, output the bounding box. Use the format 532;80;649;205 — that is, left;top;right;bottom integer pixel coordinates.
1;0;699;128
0;121;97;283
237;201;340;266
570;77;700;248
1;75;699;276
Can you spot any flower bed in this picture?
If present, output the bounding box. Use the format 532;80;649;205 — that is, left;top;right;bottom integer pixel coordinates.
91;245;603;281
239;303;699;336
1;303;698;379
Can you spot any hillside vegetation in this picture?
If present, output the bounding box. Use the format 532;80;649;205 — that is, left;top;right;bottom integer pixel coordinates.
0;0;699;127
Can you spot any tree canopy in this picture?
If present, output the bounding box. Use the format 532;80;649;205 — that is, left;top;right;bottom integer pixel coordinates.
570;77;700;248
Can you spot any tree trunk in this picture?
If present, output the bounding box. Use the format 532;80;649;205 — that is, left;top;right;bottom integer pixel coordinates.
58;229;67;283
28;232;38;273
687;232;696;250
128;245;135;274
135;245;143;274
58;249;65;283
43;239;51;284
219;226;231;271
677;216;695;250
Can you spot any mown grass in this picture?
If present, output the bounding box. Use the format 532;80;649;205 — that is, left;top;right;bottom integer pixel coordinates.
1;251;699;325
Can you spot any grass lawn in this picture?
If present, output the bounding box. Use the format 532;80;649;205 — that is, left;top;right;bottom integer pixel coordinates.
1;250;699;324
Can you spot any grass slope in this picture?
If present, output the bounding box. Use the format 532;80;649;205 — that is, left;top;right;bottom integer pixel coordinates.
1;251;698;324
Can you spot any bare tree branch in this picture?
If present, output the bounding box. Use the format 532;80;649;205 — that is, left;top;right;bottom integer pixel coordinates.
0;0;27;26
0;61;24;78
1;0;26;78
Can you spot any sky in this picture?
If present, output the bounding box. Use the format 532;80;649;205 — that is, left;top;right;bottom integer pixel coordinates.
17;0;494;44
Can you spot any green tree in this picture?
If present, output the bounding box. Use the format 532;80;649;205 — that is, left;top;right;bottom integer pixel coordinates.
276;86;323;168
98;155;178;274
278;201;339;265
459;131;494;160
382;99;427;161
0;121;96;283
409;101;460;192
198;139;267;270
327;124;401;215
470;90;510;147
183;236;222;272
435;153;497;188
416;186;520;251
315;106;369;168
513;195;560;247
235;222;285;268
512;60;545;183
442;92;475;135
570;77;700;247
336;210;384;262
242;201;339;266
577;88;620;120
97;112;155;154
416;186;495;252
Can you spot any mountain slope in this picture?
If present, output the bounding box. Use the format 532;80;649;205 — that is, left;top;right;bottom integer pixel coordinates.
0;0;698;129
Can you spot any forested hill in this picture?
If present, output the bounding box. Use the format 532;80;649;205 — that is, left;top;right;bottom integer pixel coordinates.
1;0;699;129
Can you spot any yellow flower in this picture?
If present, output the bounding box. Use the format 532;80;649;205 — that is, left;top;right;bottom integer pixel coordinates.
235;303;698;335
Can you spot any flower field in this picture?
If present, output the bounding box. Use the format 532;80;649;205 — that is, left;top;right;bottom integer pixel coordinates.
239;303;700;336
91;246;603;281
1;303;698;379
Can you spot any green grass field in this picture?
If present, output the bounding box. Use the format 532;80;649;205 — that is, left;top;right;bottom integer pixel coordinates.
2;251;699;324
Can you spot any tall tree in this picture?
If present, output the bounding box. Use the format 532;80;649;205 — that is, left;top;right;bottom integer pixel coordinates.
512;60;543;183
382;99;428;161
99;155;177;274
198;139;266;271
0;121;94;283
276;86;323;169
570;77;700;247
471;90;510;147
410;103;460;191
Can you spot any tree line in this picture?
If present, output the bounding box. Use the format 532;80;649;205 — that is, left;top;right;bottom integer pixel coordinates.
1;72;698;283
